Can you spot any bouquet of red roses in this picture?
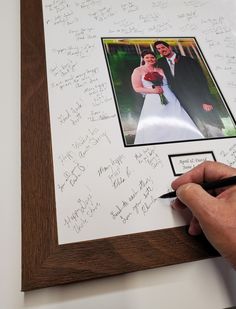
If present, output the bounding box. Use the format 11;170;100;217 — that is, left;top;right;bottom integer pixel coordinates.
144;71;168;105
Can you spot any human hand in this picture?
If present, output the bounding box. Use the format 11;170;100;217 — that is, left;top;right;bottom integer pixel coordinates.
171;161;236;269
202;103;213;111
152;86;163;94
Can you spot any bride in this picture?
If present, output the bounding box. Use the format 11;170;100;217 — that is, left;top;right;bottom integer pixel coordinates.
131;50;203;144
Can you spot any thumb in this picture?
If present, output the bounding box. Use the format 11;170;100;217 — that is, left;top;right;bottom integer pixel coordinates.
176;183;217;221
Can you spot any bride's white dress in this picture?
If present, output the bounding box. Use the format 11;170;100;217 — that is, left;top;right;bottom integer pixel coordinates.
134;76;204;144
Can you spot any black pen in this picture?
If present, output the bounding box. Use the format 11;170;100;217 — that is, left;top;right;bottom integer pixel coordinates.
159;175;236;199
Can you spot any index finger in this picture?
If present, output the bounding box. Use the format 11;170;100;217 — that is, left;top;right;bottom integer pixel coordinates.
172;161;236;190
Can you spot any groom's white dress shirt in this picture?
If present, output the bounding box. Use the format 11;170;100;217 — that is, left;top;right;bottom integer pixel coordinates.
167;53;176;76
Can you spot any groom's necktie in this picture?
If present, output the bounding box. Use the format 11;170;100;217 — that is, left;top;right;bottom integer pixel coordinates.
168;59;175;76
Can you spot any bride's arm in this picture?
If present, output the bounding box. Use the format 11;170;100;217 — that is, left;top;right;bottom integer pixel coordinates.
131;68;162;94
157;67;165;75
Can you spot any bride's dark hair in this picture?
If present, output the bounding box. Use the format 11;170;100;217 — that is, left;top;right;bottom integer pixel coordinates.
141;50;156;65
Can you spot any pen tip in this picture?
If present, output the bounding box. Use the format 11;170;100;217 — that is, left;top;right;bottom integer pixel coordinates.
159;191;176;199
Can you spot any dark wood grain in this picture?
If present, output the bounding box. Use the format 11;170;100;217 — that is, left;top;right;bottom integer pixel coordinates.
21;0;219;291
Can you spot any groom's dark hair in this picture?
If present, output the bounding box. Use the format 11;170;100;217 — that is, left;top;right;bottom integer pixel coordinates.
153;40;170;49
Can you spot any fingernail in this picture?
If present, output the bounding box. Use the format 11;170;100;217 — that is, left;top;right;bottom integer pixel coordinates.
176;187;182;197
188;225;202;236
188;225;195;235
176;183;191;197
170;199;177;209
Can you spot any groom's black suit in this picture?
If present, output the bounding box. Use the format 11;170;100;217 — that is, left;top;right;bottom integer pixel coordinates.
157;54;224;136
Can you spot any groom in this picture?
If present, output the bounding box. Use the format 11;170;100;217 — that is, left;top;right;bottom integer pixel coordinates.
154;40;224;137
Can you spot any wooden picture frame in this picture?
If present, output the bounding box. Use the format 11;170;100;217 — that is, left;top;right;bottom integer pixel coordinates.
21;0;219;291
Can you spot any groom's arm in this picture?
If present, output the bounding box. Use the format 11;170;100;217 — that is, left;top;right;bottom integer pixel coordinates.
187;57;216;108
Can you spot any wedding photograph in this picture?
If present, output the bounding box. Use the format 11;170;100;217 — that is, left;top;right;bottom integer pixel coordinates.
102;37;236;146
